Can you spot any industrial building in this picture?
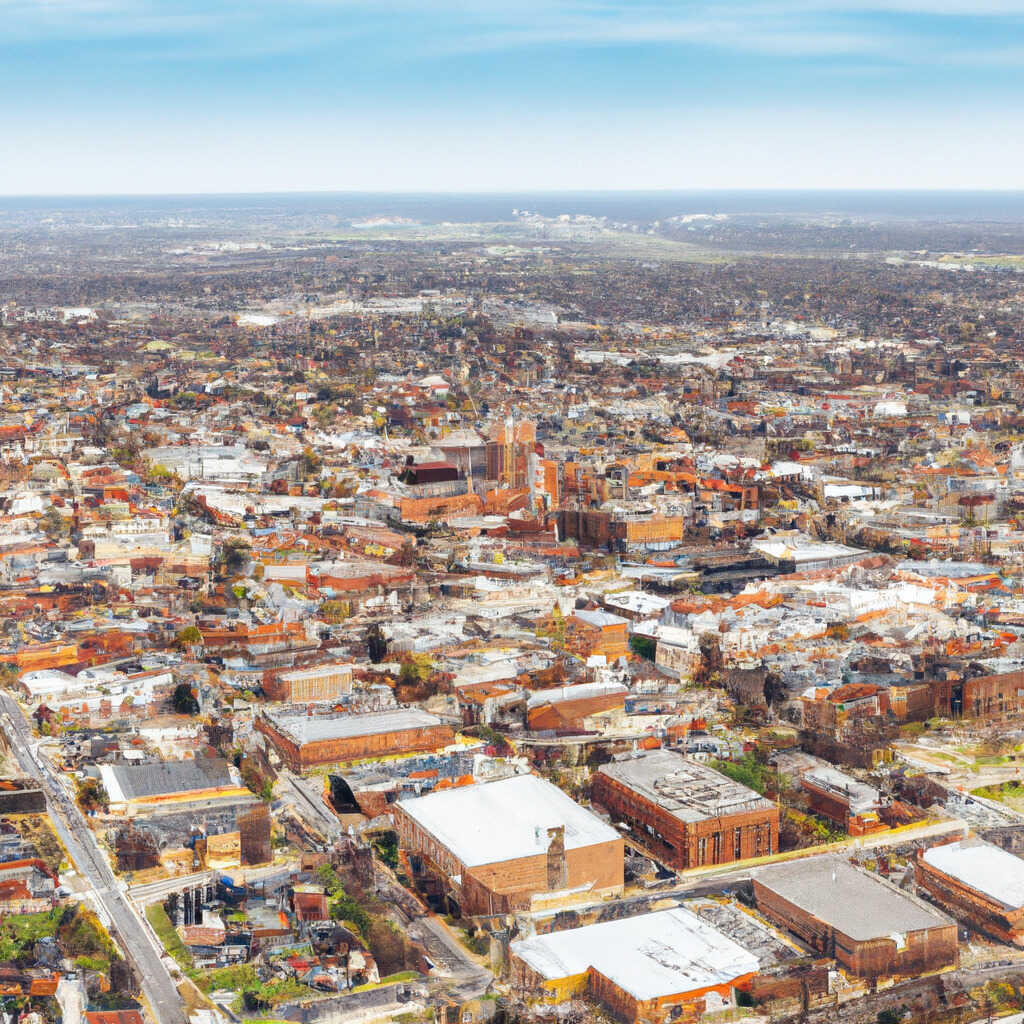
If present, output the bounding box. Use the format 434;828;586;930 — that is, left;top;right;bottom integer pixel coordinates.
262;661;354;702
393;773;623;915
917;838;1024;946
592;749;778;870
97;756;247;812
753;856;957;979
256;706;454;771
509;907;758;1024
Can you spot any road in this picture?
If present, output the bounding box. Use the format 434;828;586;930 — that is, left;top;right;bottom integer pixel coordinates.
0;693;187;1024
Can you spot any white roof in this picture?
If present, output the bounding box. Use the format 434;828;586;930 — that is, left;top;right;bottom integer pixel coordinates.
923;839;1024;910
572;608;628;628
511;907;758;1000
526;680;627;709
396;773;618;868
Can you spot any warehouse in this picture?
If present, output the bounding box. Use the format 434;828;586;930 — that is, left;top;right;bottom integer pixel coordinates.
393;773;623;915
262;661;354;702
592;749;778;870
256;706;454;771
510;907;758;1024
97;757;247;812
753;856;957;979
917;838;1024;946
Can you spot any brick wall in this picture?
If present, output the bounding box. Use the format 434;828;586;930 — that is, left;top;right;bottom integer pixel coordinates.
256;717;454;770
592;773;778;870
916;854;1024;946
394;801;623;915
752;879;957;978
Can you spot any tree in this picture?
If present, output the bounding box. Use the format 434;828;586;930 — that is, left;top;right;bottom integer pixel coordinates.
221;540;251;575
76;778;109;813
171;683;199;715
629;635;656;661
365;623;388;664
175;626;203;650
40;506;66;541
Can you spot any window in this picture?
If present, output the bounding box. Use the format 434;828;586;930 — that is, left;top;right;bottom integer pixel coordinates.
734;827;742;860
697;837;707;865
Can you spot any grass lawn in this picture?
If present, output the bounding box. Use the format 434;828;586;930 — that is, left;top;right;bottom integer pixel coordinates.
145;903;193;969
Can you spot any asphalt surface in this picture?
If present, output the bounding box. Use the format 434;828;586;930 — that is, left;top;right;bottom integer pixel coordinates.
0;693;187;1024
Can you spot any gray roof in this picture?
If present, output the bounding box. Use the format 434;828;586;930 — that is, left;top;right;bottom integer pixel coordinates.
264;707;442;746
106;757;234;801
755;856;952;941
598;749;775;824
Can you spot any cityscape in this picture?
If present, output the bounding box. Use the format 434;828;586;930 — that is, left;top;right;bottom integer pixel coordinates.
5;2;1024;1024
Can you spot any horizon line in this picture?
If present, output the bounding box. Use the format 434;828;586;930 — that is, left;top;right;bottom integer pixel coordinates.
5;186;1024;201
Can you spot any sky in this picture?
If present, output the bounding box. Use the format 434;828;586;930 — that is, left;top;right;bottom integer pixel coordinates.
2;0;1024;194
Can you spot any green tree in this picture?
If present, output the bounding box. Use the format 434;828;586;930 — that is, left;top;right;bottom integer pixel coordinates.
365;623;388;664
175;625;203;649
76;778;109;813
629;635;656;661
171;683;199;715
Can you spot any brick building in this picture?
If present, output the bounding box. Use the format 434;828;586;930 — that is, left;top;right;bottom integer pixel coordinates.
917;838;1024;946
798;763;886;836
510;907;758;1024
566;609;630;663
256;707;454;771
753;857;957;979
592;750;778;870
393;773;623;915
262;661;354;702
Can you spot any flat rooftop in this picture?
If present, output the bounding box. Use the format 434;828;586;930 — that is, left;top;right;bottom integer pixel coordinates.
100;757;235;804
922;838;1024;911
263;707;442;746
511;907;758;1001
598;749;775;823
755;856;952;941
396;773;619;868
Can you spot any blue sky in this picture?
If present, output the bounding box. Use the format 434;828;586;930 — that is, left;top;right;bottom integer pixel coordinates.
2;0;1023;193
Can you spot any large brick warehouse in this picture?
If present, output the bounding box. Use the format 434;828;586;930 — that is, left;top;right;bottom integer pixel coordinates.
916;838;1024;946
592;749;778;870
256;706;454;771
393;773;624;916
753;856;957;979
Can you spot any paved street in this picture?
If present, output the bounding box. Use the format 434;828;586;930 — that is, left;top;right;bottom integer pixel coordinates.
0;693;187;1024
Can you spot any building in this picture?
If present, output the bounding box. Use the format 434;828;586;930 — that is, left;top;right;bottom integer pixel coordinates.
592;750;778;870
97;757;247;812
526;680;628;732
917;838;1024;945
393;773;623;915
799;763;885;836
566;609;630;662
238;803;273;866
257;706;454;771
751;532;867;572
753;856;957;979
509;907;758;1024
263;661;354;702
